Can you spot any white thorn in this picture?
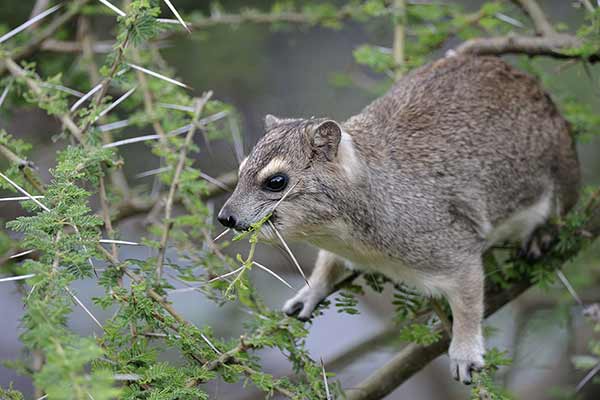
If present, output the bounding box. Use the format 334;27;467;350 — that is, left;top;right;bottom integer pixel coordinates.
39;82;84;97
70;83;102;112
0;195;44;202
208;265;245;283
0;80;13;109
66;286;103;330
0;273;36;283
200;333;222;354
98;119;130;132
321;358;332;400
135;166;172;178
127;63;190;89
213;228;230;242
9;249;35;259
99;239;140;246
95;86;137;121
161;0;191;32
156;18;191;26
97;0;126;17
157;102;195;112
0;4;62;44
556;270;584;306
0;172;49;211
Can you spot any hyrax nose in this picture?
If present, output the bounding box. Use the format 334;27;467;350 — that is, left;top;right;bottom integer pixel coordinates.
217;209;237;229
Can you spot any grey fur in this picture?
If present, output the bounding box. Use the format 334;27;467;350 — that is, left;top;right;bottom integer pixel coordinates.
219;55;580;384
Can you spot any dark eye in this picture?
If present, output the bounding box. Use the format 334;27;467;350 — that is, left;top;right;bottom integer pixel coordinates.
263;174;288;192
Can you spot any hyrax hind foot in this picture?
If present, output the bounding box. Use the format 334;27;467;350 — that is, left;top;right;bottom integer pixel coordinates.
449;335;485;385
518;228;556;262
282;284;329;321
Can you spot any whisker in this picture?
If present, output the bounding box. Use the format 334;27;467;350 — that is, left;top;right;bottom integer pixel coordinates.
268;220;309;286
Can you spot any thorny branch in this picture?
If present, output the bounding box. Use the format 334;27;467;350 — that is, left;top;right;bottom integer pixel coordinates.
155;92;212;279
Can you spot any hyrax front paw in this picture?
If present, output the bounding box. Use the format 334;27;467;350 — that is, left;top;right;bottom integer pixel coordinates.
449;337;485;385
282;284;328;321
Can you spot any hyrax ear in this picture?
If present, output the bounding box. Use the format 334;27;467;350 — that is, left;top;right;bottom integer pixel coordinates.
307;120;342;162
264;114;282;130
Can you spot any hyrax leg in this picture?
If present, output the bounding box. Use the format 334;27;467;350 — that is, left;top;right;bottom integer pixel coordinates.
444;257;486;385
283;249;347;321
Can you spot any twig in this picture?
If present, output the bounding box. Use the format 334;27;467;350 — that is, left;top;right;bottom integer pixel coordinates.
455;34;598;62
511;0;555;36
576;361;600;393
155;92;212;278
430;298;452;337
392;0;406;80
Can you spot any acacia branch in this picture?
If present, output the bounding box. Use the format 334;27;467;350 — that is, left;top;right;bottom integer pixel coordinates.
455;34;599;62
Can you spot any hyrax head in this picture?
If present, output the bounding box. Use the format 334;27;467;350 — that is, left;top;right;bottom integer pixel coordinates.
218;115;356;239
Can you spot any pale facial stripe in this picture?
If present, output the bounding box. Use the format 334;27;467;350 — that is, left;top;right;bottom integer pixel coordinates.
257;157;289;183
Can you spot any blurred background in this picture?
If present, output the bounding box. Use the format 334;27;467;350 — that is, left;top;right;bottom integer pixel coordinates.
1;1;600;399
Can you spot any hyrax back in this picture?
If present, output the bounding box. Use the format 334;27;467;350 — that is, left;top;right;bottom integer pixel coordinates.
344;55;580;252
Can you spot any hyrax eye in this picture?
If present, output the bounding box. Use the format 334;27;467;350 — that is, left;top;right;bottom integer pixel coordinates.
263;174;288;192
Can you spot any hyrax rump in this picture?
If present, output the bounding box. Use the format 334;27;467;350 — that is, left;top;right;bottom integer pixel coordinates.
218;55;580;384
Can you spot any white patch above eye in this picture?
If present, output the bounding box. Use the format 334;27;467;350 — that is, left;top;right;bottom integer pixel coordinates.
257;157;289;182
337;131;361;180
238;156;248;176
